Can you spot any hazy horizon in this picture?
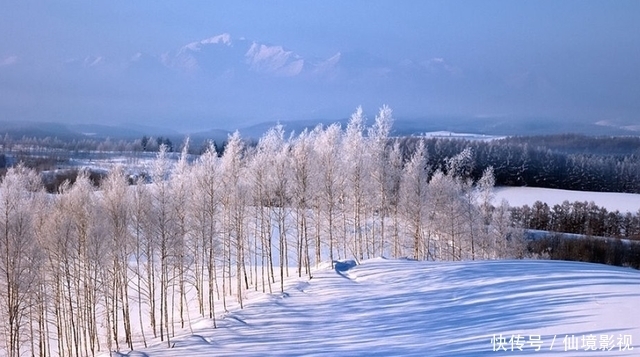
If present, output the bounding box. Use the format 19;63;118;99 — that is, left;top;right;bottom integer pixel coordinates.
1;1;639;132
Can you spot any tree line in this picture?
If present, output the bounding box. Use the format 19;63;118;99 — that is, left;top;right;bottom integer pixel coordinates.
407;135;640;193
527;234;640;269
512;200;640;239
0;106;526;356
3;121;639;194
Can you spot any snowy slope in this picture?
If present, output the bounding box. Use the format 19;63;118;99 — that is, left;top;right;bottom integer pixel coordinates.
121;259;640;357
494;186;640;213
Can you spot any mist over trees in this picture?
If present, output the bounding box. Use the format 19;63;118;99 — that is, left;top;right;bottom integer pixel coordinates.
0;106;531;356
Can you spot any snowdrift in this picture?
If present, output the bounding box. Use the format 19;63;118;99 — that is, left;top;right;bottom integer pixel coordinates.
130;259;640;356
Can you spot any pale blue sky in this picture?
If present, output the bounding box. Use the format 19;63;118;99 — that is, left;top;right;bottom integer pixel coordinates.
1;1;639;131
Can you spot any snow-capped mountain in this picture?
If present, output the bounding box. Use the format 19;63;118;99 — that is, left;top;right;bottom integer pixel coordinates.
3;32;624;134
0;31;477;130
155;33;342;80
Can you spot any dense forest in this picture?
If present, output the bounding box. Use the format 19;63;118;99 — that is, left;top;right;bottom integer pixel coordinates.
515;200;640;269
512;200;640;239
528;234;640;269
403;135;640;193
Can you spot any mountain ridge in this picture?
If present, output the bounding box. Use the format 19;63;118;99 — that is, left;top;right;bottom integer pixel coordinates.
0;115;635;144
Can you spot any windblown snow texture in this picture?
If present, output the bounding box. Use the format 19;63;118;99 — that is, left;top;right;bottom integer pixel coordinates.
133;259;639;356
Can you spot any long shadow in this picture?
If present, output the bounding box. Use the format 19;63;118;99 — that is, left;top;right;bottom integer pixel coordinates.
157;259;640;357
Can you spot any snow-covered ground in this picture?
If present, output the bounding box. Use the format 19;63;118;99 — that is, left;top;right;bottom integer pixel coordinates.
422;131;504;141
494;186;640;213
115;258;640;356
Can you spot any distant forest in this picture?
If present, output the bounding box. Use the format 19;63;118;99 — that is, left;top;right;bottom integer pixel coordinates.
512;200;640;239
398;134;640;194
1;132;640;194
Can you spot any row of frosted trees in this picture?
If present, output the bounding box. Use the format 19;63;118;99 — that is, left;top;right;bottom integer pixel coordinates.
0;106;525;357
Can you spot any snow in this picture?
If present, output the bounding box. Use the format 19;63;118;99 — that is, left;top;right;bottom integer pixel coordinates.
201;33;232;46
422;131;504;141
117;258;640;356
494;186;640;213
245;43;304;76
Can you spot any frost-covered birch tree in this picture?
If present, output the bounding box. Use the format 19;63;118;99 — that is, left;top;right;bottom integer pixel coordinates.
400;139;430;260
100;165;134;350
0;165;42;357
220;132;247;306
313;124;343;265
150;145;176;347
368;105;394;257
290;129;314;277
191;143;222;323
343;107;368;261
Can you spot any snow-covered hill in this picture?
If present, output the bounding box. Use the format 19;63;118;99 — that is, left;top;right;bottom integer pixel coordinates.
118;258;640;356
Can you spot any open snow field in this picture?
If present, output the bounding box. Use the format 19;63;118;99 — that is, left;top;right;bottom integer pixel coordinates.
422;131;504;141
118;258;640;356
493;186;640;213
